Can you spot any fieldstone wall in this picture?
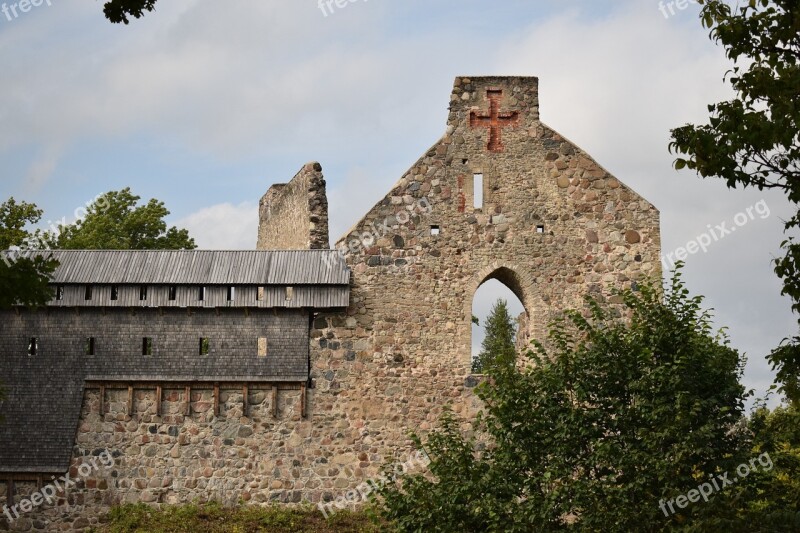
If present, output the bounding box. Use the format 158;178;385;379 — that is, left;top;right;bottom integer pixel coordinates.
304;76;661;516
0;76;660;531
257;162;329;250
1;386;308;531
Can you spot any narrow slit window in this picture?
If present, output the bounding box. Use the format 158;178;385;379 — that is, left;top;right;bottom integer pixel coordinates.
257;286;265;302
28;337;38;357
84;285;93;301
56;285;64;301
430;225;441;236
285;286;294;301
110;285;119;301
169;286;177;301
227;286;235;302
198;286;205;301
142;337;153;356
139;286;148;301
257;337;268;358
85;337;96;356
536;224;545;234
473;174;484;209
199;337;210;356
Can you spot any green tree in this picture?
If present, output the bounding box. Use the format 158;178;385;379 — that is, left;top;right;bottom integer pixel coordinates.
472;299;516;374
103;0;157;24
0;198;57;309
668;0;800;405
379;272;751;531
734;403;800;529
55;188;196;250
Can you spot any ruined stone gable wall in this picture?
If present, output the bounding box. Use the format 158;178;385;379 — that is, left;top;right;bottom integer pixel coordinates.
257;162;329;250
307;76;661;504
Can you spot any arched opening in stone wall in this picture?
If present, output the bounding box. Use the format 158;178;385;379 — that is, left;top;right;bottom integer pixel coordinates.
471;269;527;373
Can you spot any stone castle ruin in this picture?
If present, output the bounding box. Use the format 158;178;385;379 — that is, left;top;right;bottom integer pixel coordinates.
0;76;660;530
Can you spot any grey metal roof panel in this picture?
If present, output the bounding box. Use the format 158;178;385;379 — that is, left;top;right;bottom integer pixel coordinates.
6;250;350;285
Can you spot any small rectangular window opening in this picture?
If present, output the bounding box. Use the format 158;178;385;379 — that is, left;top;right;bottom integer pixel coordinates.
142;337;153;356
84;286;93;301
473;174;484;209
56;285;64;301
198;286;205;301
430;225;441;236
257;286;265;302
169;286;177;301
227;286;235;302
257;337;268;358
28;337;38;357
536;224;545;234
85;337;96;356
111;285;119;301
139;286;148;301
199;337;210;356
285;286;294;301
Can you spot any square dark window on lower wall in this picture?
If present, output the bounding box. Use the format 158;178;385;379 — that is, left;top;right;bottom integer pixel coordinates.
84;286;93;301
169;286;177;301
85;337;96;356
142;337;153;356
28;337;38;356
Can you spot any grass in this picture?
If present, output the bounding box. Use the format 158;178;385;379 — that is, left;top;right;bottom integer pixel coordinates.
92;501;388;533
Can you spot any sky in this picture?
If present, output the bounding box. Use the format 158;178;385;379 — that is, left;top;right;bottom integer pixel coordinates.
0;0;795;407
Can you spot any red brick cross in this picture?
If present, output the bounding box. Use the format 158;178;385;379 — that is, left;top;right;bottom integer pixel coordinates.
469;89;520;152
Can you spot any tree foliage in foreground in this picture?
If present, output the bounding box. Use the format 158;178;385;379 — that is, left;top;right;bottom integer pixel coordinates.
0;198;56;309
472;299;517;374
103;0;157;24
737;403;800;528
669;0;800;405
54;188;196;250
378;272;754;532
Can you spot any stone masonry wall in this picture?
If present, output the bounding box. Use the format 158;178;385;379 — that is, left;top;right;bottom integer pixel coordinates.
303;77;661;519
2;77;661;531
257;162;329;250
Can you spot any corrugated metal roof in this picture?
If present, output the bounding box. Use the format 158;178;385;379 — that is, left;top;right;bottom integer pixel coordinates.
5;250;350;285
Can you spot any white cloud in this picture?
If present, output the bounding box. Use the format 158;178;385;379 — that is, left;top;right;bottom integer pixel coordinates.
174;202;257;250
